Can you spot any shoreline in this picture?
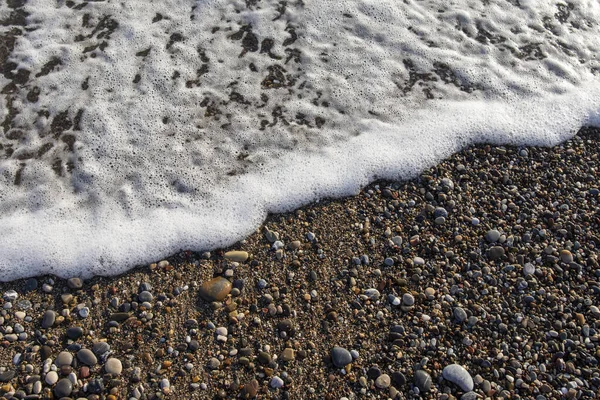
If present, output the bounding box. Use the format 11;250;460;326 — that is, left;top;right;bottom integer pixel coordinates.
0;127;599;399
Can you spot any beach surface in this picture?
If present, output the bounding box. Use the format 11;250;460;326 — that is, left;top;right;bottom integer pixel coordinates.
0;129;599;399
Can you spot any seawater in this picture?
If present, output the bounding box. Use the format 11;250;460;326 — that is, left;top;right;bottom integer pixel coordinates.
1;0;600;280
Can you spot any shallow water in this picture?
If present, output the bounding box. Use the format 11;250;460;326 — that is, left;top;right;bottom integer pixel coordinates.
1;0;600;280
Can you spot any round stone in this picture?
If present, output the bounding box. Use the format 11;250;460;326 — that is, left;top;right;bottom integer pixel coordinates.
402;293;415;306
66;278;83;290
523;263;535;276
270;376;284;388
77;349;97;366
415;370;432;392
331;346;352;368
560;250;573;263
443;364;474;392
485;229;501;243
55;351;73;367
92;342;110;356
3;290;18;301
199;277;232;302
424;287;436;298
488;246;505;260
45;371;59;385
105;358;122;375
54;378;73;398
375;374;391;389
66;326;83;340
138;291;153;302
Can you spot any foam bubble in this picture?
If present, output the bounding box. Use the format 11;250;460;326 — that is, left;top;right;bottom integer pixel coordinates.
0;0;599;280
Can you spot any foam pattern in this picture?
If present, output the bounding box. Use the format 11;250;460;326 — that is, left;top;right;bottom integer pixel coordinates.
0;0;599;280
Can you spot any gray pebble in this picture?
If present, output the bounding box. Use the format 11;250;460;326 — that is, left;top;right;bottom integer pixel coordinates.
77;349;97;366
41;310;56;329
331;346;352;368
54;378;73;397
443;364;474;391
415;370;432;392
454;307;468;323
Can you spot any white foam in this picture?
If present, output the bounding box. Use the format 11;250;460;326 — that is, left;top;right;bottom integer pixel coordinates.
1;0;599;280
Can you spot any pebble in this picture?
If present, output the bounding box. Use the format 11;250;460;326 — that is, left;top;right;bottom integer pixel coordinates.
443;364;474;392
331;347;352;368
560;249;573;263
453;307;468;322
138;291;153;302
3;290;18;301
105;358;122;375
67;277;83;290
415;370;432;392
523;263;535;276
224;250;249;262
66;326;84;340
77;349;98;366
270;376;284;389
41;310;56;329
45;370;59;385
55;351;73;367
375;374;391;389
402;293;415;306
54;378;73;397
199;277;232;302
485;229;501;243
0;370;15;382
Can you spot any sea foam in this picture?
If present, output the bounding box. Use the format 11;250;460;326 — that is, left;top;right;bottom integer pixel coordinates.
0;0;599;280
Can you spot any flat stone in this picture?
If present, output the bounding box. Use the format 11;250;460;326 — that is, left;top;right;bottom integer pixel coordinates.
138;291;153;302
224;250;249;262
331;346;352;368
199;277;232;302
45;371;59;385
77;349;97;366
0;370;15;382
66;326;83;340
280;348;295;362
67;278;83;290
523;263;535;276
41;310;55;329
109;312;131;322
55;351;73;367
93;342;110;356
485;229;501;243
443;364;474;392
454;307;468;323
105;358;122;375
560;250;573;263
415;370;432;392
270;376;284;389
402;293;415;306
54;378;73;398
375;374;391;389
242;379;259;397
488;246;505;260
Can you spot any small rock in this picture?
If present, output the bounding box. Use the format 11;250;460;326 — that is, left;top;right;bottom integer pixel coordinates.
375;374;391;389
242;379;259;397
105;358;122;375
331;347;352;368
485;229;501;243
443;364;474;392
45;370;59;385
402;293;415;306
270;376;284;389
415;370;432;392
199;277;232;302
55;351;73;367
41;310;56;329
67;278;83;290
54;378;73;398
454;307;468;323
66;326;83;340
224;250;249;262
560;250;573;263
77;349;97;366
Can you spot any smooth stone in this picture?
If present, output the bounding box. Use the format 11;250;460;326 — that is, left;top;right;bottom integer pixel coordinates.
415;370;432;392
55;351;73;367
461;392;478;400
443;364;474;392
488;246;505;260
45;371;59;385
560;250;573;263
54;378;73;397
454;307;468;322
66;278;83;290
105;358;122;375
270;376;284;389
138;291;153;302
391;371;406;386
485;229;501;243
199;277;232;302
109;312;131;322
41;310;56;329
0;370;16;382
224;251;249;262
66;326;83;340
523;263;535;276
77;349;97;366
280;348;295;362
375;374;391;389
3;290;18;301
242;379;259;397
402;293;415;306
331;347;352;368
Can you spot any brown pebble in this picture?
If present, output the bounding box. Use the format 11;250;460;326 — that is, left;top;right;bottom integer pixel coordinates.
199;277;232;302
